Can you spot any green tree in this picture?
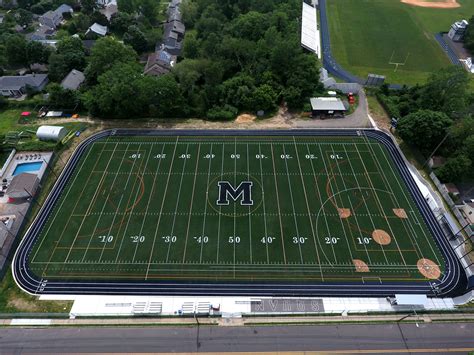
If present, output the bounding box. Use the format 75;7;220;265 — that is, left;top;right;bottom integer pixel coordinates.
81;0;97;14
123;25;147;53
436;154;472;182
48;51;86;82
117;0;136;14
420;66;469;116
249;84;278;112
85;37;137;82
26;41;51;65
397;110;453;154
5;35;27;66
110;12;134;35
47;83;80;109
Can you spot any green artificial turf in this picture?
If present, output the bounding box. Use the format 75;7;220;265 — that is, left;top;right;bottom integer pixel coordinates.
28;134;444;283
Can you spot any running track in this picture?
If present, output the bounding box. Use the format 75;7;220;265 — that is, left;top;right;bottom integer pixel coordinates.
12;129;467;297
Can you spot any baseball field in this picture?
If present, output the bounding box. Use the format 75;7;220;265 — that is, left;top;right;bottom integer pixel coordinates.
24;132;445;285
326;0;474;85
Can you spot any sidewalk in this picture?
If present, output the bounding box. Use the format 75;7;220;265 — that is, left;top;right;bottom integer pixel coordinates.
2;312;474;327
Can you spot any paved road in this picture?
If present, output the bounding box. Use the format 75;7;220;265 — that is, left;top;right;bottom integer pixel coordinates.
1;322;474;354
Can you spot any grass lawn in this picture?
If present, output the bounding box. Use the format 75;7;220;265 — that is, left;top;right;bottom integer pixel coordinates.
327;0;474;85
26;134;444;283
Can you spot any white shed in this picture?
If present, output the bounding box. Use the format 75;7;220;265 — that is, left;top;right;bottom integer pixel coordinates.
36;125;68;142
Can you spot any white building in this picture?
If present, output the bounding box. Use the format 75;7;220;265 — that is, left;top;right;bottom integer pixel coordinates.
36;126;68;142
448;19;468;42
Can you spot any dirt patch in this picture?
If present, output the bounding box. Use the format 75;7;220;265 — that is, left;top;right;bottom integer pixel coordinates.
417;258;441;279
372;229;392;246
400;0;460;9
353;259;370;272
8;298;41;312
235;114;256;124
338;208;351;219
393;208;408;219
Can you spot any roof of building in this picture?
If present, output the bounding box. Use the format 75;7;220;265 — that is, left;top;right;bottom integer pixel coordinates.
6;173;39;199
144;50;176;76
41;10;60;20
61;69;85;90
0;74;48;91
310;97;346;111
56;4;73;14
88;23;108;36
444;183;460;194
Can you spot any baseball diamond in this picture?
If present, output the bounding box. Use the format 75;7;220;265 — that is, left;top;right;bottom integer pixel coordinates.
13;130;465;297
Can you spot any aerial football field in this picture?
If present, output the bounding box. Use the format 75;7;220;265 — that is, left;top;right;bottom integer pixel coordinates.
19;130;450;294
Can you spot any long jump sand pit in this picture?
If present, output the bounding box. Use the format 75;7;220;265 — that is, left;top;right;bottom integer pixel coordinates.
401;0;460;8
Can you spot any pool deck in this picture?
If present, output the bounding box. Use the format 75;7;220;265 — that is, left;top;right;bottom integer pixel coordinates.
1;152;53;182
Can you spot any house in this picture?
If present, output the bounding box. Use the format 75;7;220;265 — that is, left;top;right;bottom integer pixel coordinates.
0;0;17;8
100;0;117;20
0;14;4;24
86;22;108;37
459;199;474;225
96;0;113;6
39;10;62;29
428;156;446;169
55;4;73;16
0;74;48;97
168;6;182;22
61;69;85;90
448;20;468;42
144;50;176;76
163;20;185;55
27;25;56;41
442;183;460;197
6;173;39;201
310;97;347;118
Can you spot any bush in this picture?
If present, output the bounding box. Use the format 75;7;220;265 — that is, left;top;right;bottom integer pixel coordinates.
206;105;238;121
0;96;8;110
376;92;401;119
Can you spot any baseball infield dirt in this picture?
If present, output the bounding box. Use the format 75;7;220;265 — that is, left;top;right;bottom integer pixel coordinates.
372;229;392;246
353;259;370;272
417;258;442;279
393;208;408;219
338;208;352;219
401;0;460;9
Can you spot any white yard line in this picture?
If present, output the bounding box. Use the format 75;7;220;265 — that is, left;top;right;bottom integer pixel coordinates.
31;139;98;263
197;144;213;264
165;144;190;263
371;140;442;266
293;138;324;280
64;142;119;262
318;144;357;264
246;143;253;263
270;143;287;264
282;145;304;264
104;144;151;262
181;143;202;262
216;143;225;263
331;144;371;264
131;144;166;262
258;144;270;264
81;143;131;262
353;141;397;265
339;144;374;264
145;137;180;280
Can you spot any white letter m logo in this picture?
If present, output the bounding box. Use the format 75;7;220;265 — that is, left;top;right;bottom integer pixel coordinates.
216;181;253;206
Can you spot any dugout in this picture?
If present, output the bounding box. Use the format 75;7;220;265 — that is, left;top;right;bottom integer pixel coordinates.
310;97;347;119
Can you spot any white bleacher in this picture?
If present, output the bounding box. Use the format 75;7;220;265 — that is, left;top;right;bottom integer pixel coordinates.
301;2;321;59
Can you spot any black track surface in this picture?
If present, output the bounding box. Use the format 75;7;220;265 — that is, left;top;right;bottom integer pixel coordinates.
12;129;467;297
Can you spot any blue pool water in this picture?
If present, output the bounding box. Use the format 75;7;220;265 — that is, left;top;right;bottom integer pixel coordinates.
13;161;43;176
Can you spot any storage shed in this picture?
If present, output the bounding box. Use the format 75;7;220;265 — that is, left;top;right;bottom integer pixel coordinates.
36;125;67;142
310;97;347;119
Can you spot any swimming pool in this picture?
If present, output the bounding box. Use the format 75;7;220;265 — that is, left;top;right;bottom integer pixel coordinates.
13;161;43;176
